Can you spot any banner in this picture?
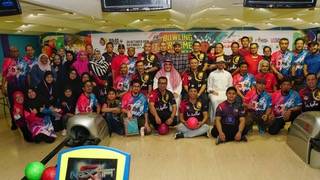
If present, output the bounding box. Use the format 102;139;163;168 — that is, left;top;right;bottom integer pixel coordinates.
91;31;306;55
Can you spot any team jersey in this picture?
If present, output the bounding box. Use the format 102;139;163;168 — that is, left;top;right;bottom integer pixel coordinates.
233;73;256;96
121;91;148;117
127;56;137;77
304;53;320;75
149;89;176;119
137;52;160;77
226;54;244;74
271;89;302;118
132;72;152;96
182;70;206;91
255;73;277;93
299;87;320;112
188;52;208;69
216;100;245;126
75;93;99;114
179;98;208;121
292;50;308;77
244;89;272;114
114;75;131;93
244;54;263;76
271;50;294;77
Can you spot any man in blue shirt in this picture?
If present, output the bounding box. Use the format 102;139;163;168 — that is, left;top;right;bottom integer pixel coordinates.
304;41;320;78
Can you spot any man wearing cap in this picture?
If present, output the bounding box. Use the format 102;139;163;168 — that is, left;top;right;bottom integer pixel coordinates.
171;42;189;74
111;44;129;84
244;78;273;134
207;56;233;124
156;41;172;67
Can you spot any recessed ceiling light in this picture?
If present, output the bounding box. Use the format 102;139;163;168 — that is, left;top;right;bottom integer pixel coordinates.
265;22;273;26
17;30;24;33
4;20;15;23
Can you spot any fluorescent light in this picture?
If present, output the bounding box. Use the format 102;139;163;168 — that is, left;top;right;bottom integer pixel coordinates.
4;20;15;23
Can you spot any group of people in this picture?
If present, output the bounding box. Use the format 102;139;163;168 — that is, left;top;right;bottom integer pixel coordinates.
2;36;320;145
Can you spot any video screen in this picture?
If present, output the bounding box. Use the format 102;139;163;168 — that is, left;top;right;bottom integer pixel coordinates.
66;158;118;180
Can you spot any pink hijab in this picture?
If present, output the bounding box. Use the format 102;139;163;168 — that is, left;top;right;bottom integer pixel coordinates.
155;60;181;89
72;50;89;75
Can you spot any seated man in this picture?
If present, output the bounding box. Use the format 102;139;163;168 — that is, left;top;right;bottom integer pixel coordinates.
175;87;209;139
270;78;302;135
75;80;101;114
149;76;178;130
244;78;272;134
299;73;320;112
211;87;248;144
121;79;152;134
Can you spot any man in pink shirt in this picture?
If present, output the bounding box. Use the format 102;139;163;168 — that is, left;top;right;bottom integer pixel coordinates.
111;44;129;84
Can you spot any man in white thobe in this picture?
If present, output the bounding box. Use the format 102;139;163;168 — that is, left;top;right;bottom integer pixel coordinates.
207;56;233;124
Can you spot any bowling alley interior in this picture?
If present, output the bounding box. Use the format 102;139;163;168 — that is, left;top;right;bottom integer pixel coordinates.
1;0;320;180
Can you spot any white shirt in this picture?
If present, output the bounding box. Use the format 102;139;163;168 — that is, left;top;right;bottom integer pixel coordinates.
207;69;233;92
153;72;182;95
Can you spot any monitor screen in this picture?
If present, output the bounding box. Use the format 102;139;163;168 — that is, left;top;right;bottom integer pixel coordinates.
66;157;118;180
101;0;171;12
0;0;21;16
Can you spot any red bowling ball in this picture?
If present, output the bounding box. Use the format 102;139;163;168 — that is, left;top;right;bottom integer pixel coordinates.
158;123;169;135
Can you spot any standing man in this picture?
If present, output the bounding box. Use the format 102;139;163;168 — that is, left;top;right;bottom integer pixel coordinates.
244;43;263;76
291;38;308;90
171;42;189;74
304;41;320;77
102;42;117;64
207;56;233;123
111;44;129;83
226;42;244;76
188;41;208;71
211;87;248;144
127;47;137;77
23;44;37;68
239;36;251;57
156;41;172;67
138;41;160;79
271;38;294;80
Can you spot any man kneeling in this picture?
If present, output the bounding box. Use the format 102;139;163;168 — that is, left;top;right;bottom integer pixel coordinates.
211;87;248;144
175;87;209;139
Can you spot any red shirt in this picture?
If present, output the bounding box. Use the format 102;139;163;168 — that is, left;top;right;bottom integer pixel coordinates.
255;72;277;94
244;54;263;76
111;54;129;81
239;48;250;57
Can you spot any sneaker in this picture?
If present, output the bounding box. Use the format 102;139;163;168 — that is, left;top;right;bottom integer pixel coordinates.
240;136;248;142
11;124;17;130
215;136;223;145
174;132;184;139
62;129;67;136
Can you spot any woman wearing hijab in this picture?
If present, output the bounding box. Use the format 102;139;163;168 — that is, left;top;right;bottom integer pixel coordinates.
72;50;89;76
52;54;64;97
62;51;75;81
24;88;56;143
36;71;59;107
12;91;33;142
64;68;81;100
29;53;55;88
153;59;182;111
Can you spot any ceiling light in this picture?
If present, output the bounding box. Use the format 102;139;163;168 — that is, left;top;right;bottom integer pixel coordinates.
292;17;302;21
4;20;15;23
139;19;144;21
265;22;273;26
17;30;24;33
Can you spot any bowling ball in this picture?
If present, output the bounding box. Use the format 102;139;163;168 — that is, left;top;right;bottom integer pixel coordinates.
41;166;56;180
158;123;169;135
24;161;45;180
186;117;199;130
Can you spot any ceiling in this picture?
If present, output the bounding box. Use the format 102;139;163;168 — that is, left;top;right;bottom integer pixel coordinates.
0;0;320;35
